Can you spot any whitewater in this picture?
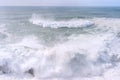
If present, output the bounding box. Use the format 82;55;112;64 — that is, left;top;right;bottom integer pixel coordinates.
0;7;120;80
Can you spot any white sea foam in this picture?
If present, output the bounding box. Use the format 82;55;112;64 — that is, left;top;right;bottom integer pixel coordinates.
29;14;120;32
92;18;120;32
0;24;8;38
0;24;12;42
1;14;120;80
0;32;120;80
29;14;94;28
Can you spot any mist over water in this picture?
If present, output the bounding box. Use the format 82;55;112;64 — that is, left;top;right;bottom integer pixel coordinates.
0;7;120;80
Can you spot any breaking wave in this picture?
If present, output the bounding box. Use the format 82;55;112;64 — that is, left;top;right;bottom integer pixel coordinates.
29;14;120;31
29;14;94;28
0;32;120;80
1;13;120;80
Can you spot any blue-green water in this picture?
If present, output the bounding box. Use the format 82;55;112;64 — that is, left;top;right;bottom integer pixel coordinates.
0;7;120;80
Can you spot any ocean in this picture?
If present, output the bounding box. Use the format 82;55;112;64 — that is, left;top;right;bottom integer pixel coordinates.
0;6;120;80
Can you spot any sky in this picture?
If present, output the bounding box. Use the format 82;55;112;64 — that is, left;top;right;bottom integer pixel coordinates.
0;0;120;6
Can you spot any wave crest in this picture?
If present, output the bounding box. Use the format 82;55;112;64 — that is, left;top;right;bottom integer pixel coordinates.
29;14;120;32
29;14;94;28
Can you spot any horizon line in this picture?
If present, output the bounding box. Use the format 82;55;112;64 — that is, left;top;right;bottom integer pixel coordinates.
0;5;120;7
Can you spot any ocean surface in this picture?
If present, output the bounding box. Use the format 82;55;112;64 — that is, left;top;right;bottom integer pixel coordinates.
0;6;120;80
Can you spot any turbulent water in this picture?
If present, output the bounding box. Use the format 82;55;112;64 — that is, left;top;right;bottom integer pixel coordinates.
0;6;120;80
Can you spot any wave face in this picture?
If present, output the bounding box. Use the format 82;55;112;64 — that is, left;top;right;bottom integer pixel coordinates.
0;7;120;80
